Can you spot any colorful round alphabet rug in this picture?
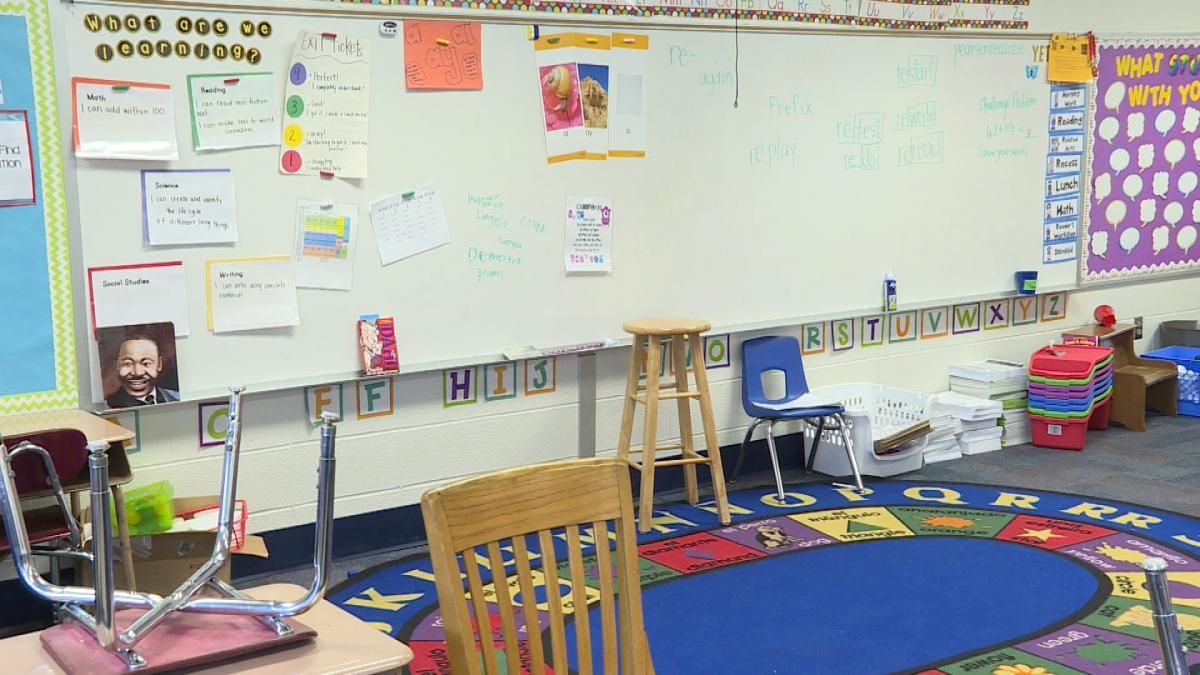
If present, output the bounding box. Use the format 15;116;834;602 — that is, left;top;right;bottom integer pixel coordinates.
329;481;1200;674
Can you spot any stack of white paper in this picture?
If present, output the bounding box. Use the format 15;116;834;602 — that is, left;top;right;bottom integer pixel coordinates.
929;391;1003;458
949;359;1030;449
931;391;1003;420
959;426;1004;456
924;411;963;464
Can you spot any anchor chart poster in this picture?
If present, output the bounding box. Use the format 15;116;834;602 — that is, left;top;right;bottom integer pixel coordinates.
1084;38;1200;282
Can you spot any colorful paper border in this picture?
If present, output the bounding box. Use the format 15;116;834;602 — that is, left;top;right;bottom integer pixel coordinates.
0;3;78;415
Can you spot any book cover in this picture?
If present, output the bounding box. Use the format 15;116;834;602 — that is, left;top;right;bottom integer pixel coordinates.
358;315;399;375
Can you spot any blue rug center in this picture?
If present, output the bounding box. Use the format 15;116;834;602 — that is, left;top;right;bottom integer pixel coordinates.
568;536;1102;674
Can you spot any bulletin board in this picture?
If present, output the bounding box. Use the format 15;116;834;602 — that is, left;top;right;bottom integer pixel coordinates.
1082;37;1200;284
0;0;77;415
56;0;1074;405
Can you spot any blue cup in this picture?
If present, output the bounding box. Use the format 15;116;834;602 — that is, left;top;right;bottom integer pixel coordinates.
1015;271;1038;295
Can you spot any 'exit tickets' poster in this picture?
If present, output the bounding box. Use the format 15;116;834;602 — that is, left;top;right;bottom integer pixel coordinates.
1084;38;1200;283
279;30;370;178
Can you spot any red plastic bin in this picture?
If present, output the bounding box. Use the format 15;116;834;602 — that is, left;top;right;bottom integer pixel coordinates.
1030;414;1089;450
1088;398;1112;431
1029;345;1114;378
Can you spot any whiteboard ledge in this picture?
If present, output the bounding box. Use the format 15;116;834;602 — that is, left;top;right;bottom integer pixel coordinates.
88;283;1079;412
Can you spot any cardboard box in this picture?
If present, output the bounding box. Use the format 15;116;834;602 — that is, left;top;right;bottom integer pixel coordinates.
81;496;268;596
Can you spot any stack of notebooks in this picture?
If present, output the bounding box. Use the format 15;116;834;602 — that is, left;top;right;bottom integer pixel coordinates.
929;391;1004;456
949;359;1031;448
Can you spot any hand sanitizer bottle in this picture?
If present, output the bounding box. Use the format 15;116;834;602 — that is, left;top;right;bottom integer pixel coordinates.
883;270;898;312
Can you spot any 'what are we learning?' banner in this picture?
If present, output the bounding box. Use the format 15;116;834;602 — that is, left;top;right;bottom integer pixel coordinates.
1084;38;1200;283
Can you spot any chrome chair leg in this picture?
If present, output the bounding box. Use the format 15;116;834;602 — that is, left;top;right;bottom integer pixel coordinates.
833;413;866;492
1142;558;1189;675
764;420;786;501
731;418;764;483
805;418;826;473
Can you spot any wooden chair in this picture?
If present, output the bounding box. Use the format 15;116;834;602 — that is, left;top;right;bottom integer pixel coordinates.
421;458;655;675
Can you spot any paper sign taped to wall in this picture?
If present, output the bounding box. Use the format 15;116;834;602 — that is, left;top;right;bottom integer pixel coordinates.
278;31;370;177
187;72;280;150
403;21;483;90
205;256;300;333
0;110;35;205
142;169;239;246
87;261;192;337
72;77;178;160
1048;34;1092;84
370;185;450;265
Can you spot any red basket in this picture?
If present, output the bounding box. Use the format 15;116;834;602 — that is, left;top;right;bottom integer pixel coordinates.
1088;398;1112;431
173;499;248;551
1030;414;1089;451
1029;345;1114;377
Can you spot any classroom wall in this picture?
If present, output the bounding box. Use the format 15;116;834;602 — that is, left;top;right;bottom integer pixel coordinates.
108;277;1199;536
41;0;1200;539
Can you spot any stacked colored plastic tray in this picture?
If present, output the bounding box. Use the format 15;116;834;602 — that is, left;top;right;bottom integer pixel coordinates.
1027;345;1115;450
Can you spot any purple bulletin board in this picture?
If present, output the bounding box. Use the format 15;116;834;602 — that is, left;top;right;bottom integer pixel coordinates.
1083;38;1200;283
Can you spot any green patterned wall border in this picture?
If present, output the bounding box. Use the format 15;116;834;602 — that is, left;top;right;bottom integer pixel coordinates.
0;0;78;415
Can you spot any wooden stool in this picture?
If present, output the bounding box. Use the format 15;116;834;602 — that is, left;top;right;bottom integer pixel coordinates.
617;318;731;533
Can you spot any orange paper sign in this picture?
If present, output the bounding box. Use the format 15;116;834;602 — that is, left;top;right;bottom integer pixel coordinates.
404;21;483;90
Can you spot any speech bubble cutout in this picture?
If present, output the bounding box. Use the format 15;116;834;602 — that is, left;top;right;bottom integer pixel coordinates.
1095;173;1113;202
1120;227;1141;254
1138;144;1155;172
1180;171;1199;197
1194;200;1200;223
1127;112;1146;142
1154;171;1171;197
1153;225;1171;254
1140;198;1157;225
1111;148;1131;174
1106;200;1128;230
1179;224;1198;254
1098;116;1120;142
1186;107;1200;134
1091;230;1109;259
1105;82;1127;112
1124;174;1144;202
1194;138;1200;163
1166;201;1184;227
1157;109;1178;136
1166;139;1187;169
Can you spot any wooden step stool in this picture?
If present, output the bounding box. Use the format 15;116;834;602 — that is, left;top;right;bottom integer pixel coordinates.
617;318;731;533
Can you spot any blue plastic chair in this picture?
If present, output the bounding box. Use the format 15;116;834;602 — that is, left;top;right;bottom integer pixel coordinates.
733;336;865;499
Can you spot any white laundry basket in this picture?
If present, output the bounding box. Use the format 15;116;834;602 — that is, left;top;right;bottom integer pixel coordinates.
803;383;930;478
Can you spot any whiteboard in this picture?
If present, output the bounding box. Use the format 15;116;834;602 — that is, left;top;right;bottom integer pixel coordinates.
58;2;1071;403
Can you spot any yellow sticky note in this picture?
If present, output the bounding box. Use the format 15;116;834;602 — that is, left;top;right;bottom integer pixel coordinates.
1048;33;1092;84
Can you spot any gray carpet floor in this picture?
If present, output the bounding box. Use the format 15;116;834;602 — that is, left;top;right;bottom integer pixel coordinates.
243;412;1199;589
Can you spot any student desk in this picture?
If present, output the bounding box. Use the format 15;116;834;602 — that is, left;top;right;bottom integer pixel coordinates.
1061;323;1179;431
0;410;139;589
0;583;415;674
